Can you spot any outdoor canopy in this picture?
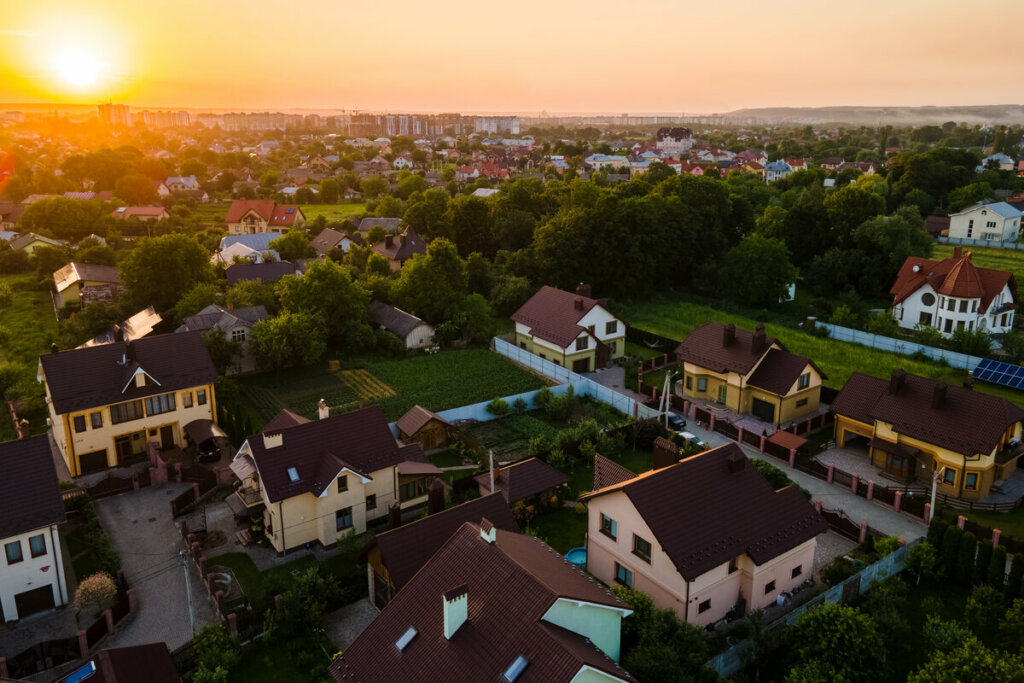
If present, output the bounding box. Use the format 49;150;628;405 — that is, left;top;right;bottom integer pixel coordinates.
183;418;228;445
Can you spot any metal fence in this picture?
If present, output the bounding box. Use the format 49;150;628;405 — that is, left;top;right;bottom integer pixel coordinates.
939;235;1024;251
817;323;985;371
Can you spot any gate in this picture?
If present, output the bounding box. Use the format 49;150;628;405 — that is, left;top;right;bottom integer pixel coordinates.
87;473;134;499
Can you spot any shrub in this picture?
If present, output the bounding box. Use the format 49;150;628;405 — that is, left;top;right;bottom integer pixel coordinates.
926;517;949;547
547;447;569;472
527;434;551;458
907;541;938;582
512;397;527;414
74;572;117;615
752;458;791;490
485;397;509;416
922;615;972;652
965;584;1005;642
974;541;994;585
955;532;978;584
820;556;859;586
939;526;963;577
875;536;902;559
533;386;553;409
1007;554;1024;602
988;546;1008;591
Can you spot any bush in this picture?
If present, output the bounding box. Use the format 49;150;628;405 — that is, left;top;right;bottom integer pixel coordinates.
875;536;902;558
512;397;527;414
927;517;950;547
752;458;792;490
74;572;117;615
939;526;963;577
1007;554;1024;602
988;546;1008;591
974;541;994;585
955;532;978;584
922;615;972;652
907;541;939;582
547;447;569;472
527;434;551;457
533;386;553;409
821;556;859;586
485;397;509;416
965;584;1005;642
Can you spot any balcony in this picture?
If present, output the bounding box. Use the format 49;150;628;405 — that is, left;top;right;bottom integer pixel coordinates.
227;485;265;518
995;439;1024;466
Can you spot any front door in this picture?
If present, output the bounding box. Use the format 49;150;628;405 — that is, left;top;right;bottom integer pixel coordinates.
717;385;728;404
14;585;56;619
572;358;590;373
115;436;133;464
160;425;175;450
884;453;912;479
751;398;775;424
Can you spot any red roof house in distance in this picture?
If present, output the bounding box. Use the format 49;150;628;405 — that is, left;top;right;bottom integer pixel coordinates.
111;206;170;221
225;199;305;235
329;521;634;682
512;284;626;373
890;247;1017;336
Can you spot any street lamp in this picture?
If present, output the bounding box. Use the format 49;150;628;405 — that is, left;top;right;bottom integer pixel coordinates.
660;370;680;429
931;466;948;514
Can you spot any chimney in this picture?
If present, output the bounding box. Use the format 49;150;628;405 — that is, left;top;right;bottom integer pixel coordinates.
953;246;962;258
480;517;496;544
722;323;736;347
751;323;766;355
318;398;329;420
428;479;445;515
963;375;974;390
932;381;947;410
400;234;407;245
262;432;283;450
388;499;402;529
113;324;124;343
652;437;679;470
50;342;59;354
575;283;592;298
727;452;746;474
442;584;469;640
889;369;906;395
126;341;137;362
574;296;584;310
385;235;394;247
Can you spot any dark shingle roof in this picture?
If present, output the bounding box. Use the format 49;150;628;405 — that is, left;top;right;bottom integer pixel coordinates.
248;406;426;503
582;443;827;581
369;301;431;339
0;435;65;538
40;332;218;415
330;523;631;683
510;286;605;349
70;643;181;683
260;408;310;434
593;453;635;491
746;348;824;395
369;493;518;590
224;261;297;286
473;457;569;503
372;227;426;263
674;322;780;376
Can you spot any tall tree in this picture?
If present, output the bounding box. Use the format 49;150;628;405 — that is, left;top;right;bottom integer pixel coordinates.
119;233;213;313
275;259;371;350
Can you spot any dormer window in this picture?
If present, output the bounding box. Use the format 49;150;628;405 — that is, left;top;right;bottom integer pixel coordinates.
503;656;529;682
287;467;300;483
337;475;348;492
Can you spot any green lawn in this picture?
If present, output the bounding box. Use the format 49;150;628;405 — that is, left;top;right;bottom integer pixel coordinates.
206;552;319;612
229;640;317;683
298;203;368;222
619;296;1024;408
531;506;588;554
960;507;1024;541
934;243;1024;301
189;204;227;226
429;449;465;468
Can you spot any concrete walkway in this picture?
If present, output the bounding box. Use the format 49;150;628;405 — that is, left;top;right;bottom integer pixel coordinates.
323;598;379;652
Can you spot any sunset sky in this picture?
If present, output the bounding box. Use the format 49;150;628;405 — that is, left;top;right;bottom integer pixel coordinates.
1;0;1020;114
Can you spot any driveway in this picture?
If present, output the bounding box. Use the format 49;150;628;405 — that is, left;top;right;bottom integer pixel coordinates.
94;484;218;650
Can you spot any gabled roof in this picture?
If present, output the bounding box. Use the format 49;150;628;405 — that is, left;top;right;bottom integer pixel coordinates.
261;408;310;434
746;348;824;395
219;232;284;252
473;457;569;503
395;404;449;438
176;304;269;334
10;232;66;250
890;253;1015;311
581;443;827;581
330;523;631;683
372;227;426;263
593;453;635;491
226;199;276;223
675;322;780;376
53;262;120;293
310;227;362;255
40;332;217;415
950;201;1022;219
268;205;303;227
511;285;608;349
246;406;427;503
369;301;431;339
111;206;168;219
367;493;519;590
832;371;1024;457
0;435;65;539
224;261;297;286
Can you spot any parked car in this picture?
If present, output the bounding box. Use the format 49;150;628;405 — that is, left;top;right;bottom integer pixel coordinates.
667;412;687;432
679;431;706;448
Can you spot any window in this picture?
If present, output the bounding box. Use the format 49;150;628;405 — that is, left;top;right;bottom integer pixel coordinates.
943;468;956;486
144;393;176;417
698;599;712;614
987;221;997;229
965;473;978;491
600;514;617;540
685;376;693;390
1002;313;1010;327
614;562;633;587
366;494;377;511
73;415;87;433
796;398;808;408
919;312;932;326
287;467;300;483
632;534;652;563
231;329;246;343
764;580;776;594
110;397;144;423
605;320;617;335
947;298;955;311
337;475;348;492
728;557;738;574
183;392;193;409
400;479;429;500
5;540;22;564
29;534;46;558
197;390;207;405
967;220;973;238
944;319;954;334
959;299;969;313
697;378;707;392
90;412;103;429
921;292;936;307
798;372;810;389
575;337;587;352
336;507;353;531
792;565;802;579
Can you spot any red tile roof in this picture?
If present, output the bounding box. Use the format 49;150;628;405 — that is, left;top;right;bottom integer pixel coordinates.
511;286;605;349
581;443;827;581
395;404;449;438
226;199;276;223
330;523;631;683
268;205;303;227
675;322;781;376
474;457;570;503
890;253;1015;312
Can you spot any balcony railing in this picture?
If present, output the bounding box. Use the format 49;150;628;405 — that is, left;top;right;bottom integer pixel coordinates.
235;486;263;507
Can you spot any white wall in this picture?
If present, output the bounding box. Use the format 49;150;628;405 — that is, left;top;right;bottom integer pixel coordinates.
0;524;67;620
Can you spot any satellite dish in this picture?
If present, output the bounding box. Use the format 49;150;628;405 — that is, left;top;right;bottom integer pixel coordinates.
912;265;920;272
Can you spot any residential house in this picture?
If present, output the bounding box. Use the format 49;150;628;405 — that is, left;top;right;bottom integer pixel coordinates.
152;180;171;197
924;215;951;237
165;175;199;192
583;154;629;172
372;227;427;270
819;157;844;172
393;155;414;170
947;201;1023;242
304;155;332;173
471;187;500;198
784;158;809;172
674;322;825;425
213;232;283;265
175;305;269;374
229;405;442;554
890;248;1016;335
474;457;569;503
329;521;633;682
78;307;162;349
581;444;826;626
0;435;69;621
224;261;298;286
38;332;218;476
0;230;18;243
0;200;26;229
310;227;363;256
831;369;1024;500
978;153;1015;172
764;160;792;183
369;301;435;349
52;262;122;309
55;643;181;683
838;161;876;175
225;199;305;235
9;232;67;253
655;127;694;155
395;405;453;451
361;493;518;607
111;206;169;221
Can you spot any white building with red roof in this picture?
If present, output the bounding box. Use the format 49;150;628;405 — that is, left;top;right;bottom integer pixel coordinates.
890;247;1017;336
225;199;305;235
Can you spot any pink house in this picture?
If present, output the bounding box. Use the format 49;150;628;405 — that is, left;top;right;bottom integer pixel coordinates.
581;444;827;626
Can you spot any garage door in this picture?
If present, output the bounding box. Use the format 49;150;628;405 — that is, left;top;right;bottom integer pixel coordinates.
572;358;590;373
751;398;775;424
14;585;55;619
78;449;109;475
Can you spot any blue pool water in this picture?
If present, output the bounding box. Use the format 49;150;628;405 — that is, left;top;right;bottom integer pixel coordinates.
566;547;587;566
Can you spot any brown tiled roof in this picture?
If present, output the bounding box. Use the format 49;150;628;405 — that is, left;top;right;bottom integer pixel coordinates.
593;453;635;490
261;408;310;433
746;348;824;395
832;371;1024;457
511;286;605;349
330;523;631;683
0;435;64;539
226;199;275;223
372;227;426;263
474;457;570;503
674;322;781;376
581;443;827;581
310;227;362;255
395;404;448;438
268;205;303;227
224;261;297;286
69;643;181;683
367;493;518;590
890;253;1015;312
248;406;425;503
767;430;807;451
40;332;217;415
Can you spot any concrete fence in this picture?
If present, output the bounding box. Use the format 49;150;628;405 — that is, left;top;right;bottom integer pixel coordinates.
939;235;1024;251
817;322;985;371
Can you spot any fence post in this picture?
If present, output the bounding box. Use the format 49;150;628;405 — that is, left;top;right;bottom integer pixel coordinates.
127;588;137;612
827;464;835;484
993;529;1002;547
789;448;796;468
737;426;744;443
894;490;903;512
104;608;115;634
866;480;874;501
709;413;716;431
923;503;932;524
78;629;89;657
0;657;7;678
814;500;823;513
957;515;966;530
859;522;869;544
851;474;859;494
759;434;766;453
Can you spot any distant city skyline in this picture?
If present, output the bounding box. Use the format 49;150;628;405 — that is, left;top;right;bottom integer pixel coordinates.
1;0;1021;113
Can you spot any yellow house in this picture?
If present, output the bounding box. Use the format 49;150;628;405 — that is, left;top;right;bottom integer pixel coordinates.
675;322;825;426
229;405;442;555
38;332;219;477
10;232;67;254
832;370;1024;500
512;284;626;373
52;262;122;309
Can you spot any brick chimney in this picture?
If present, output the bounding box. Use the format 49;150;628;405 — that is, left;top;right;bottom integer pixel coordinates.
318;398;329;420
932;381;947;409
751;323;766;355
385;235;394;248
889;369;906;395
428;479;445;515
574;296;584;310
443;584;469;639
575;283;592;298
953;246;962;258
722;323;736;347
727;452;746;473
388;499;401;529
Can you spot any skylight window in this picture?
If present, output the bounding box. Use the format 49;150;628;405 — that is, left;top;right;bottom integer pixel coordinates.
287;467;299;482
503;656;529;681
396;626;418;651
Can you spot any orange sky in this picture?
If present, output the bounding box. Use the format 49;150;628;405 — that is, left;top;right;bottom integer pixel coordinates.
1;0;1021;113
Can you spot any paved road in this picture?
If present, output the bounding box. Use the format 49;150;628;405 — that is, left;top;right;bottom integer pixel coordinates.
95;484;217;650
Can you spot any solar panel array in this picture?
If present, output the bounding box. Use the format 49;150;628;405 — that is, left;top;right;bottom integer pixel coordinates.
973;358;1024;390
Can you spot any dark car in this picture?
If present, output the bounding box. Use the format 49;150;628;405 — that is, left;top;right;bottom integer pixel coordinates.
667;413;687;431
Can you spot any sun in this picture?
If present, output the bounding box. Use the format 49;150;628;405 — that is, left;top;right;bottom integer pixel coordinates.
54;47;102;88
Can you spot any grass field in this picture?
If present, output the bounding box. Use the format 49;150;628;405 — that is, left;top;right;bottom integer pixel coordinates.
0;273;57;365
934;243;1024;301
298;203;368;222
619;296;1024;409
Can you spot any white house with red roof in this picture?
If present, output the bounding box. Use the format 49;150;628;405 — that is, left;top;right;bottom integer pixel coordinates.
511;284;625;373
890;248;1017;336
225;199;305;235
